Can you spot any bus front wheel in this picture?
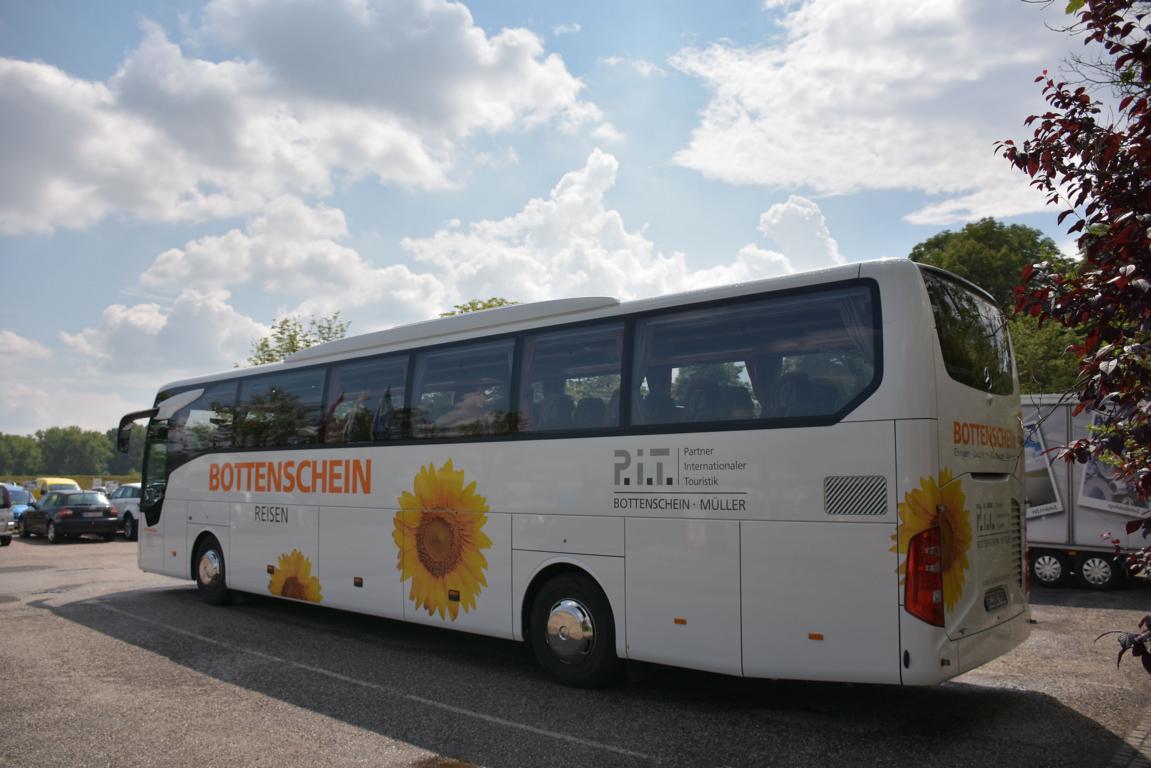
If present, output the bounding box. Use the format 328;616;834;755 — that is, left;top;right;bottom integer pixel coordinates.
195;538;231;606
528;572;622;688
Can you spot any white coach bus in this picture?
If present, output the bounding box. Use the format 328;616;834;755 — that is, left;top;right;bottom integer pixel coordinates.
118;259;1029;687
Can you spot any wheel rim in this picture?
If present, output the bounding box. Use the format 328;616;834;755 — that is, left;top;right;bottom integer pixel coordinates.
198;549;221;589
1033;555;1063;583
1081;557;1113;586
124;517;133;538
545;598;595;662
47;523;56;542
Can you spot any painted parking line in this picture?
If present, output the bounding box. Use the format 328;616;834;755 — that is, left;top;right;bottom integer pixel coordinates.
96;603;658;763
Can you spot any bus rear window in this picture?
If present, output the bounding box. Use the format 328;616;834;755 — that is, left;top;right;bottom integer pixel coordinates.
920;268;1014;395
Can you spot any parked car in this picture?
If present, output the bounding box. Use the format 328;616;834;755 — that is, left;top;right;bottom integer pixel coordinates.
0;485;15;546
1;483;35;523
33;476;80;501
18;490;119;543
106;482;141;541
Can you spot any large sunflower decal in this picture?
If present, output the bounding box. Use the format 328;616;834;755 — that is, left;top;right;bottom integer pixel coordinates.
268;549;323;603
892;469;972;612
393;459;492;621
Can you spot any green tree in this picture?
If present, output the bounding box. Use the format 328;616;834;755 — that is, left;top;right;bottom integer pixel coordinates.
909;218;1079;394
244;312;349;367
439;298;517;317
36;426;112;474
909;218;1069;308
0;434;42;476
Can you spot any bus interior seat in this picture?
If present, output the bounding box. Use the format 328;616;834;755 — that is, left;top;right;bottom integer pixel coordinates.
642;392;681;423
784;378;841;418
720;385;756;420
573;397;606;428
538;394;574;430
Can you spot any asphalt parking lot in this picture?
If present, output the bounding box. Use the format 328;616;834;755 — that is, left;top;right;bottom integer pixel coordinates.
2;536;1150;768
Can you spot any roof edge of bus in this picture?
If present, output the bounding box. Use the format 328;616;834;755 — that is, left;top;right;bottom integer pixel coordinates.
284;296;621;365
153;260;904;393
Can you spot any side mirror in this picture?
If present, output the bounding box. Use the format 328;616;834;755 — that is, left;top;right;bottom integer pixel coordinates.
117;408;159;453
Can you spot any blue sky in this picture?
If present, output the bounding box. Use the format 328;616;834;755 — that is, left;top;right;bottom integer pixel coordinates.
0;0;1075;434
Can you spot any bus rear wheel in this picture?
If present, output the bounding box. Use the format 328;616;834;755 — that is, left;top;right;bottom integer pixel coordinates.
195;538;231;606
528;572;622;688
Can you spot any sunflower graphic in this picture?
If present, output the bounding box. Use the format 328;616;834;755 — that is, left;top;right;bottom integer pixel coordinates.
393;459;492;621
268;549;324;603
892;469;972;612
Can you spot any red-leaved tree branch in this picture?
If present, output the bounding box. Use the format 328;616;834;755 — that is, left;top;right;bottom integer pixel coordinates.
998;0;1151;668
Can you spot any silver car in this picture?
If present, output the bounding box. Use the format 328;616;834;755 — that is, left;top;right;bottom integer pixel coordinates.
107;482;142;541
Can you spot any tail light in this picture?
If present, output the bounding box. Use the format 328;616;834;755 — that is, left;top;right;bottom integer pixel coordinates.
58;508;73;519
905;526;944;626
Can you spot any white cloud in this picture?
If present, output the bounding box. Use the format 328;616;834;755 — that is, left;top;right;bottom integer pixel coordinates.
553;23;582;36
670;0;1067;224
0;330;52;360
0;0;610;234
401;150;841;303
139;195;447;321
601;56;666;78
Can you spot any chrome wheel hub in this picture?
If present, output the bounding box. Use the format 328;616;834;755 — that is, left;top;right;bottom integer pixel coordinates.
198;550;221;587
546;598;595;662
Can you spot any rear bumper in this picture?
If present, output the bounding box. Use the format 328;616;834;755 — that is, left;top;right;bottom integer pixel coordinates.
955;606;1032;675
56;518;119;535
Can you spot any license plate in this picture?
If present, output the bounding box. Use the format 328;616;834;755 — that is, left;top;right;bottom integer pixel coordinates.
984;587;1008;612
82;511;102;518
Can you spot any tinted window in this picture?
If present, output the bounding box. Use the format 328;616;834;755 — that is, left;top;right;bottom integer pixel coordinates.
324;356;407;444
921;268;1014;395
65;492;109;506
519;323;623;432
170;381;238;465
236;369;325;448
412;340;515;439
632;285;879;425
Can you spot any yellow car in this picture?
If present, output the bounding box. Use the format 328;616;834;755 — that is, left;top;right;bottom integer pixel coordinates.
33;477;80;501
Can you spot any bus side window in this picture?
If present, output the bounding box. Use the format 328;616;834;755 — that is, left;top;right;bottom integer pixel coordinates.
412;340;515;439
323;356;407;444
235;369;324;448
518;322;623;433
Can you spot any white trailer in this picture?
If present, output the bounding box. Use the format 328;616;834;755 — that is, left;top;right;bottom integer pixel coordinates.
1023;394;1147;589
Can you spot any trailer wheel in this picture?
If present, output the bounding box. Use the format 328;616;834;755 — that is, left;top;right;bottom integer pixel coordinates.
1076;553;1123;590
1030;551;1069;588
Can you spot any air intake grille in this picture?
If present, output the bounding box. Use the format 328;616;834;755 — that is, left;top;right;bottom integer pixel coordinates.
1011;499;1024;587
824;476;888;516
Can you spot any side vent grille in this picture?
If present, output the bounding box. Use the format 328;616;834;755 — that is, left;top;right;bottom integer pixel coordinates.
824;476;888;517
1011;499;1024;587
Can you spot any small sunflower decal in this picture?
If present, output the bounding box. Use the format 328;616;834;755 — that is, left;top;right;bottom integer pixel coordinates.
892;469;972;612
394;459;492;621
268;549;324;603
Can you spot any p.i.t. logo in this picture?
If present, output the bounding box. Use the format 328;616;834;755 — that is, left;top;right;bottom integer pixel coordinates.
613;448;676;487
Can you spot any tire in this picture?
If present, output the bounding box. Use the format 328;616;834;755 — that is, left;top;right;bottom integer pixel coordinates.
0;536;10;547
194;538;231;606
528;572;623;688
18;520;29;539
1077;553;1123;590
1030;551;1069;588
123;514;137;542
46;522;61;544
